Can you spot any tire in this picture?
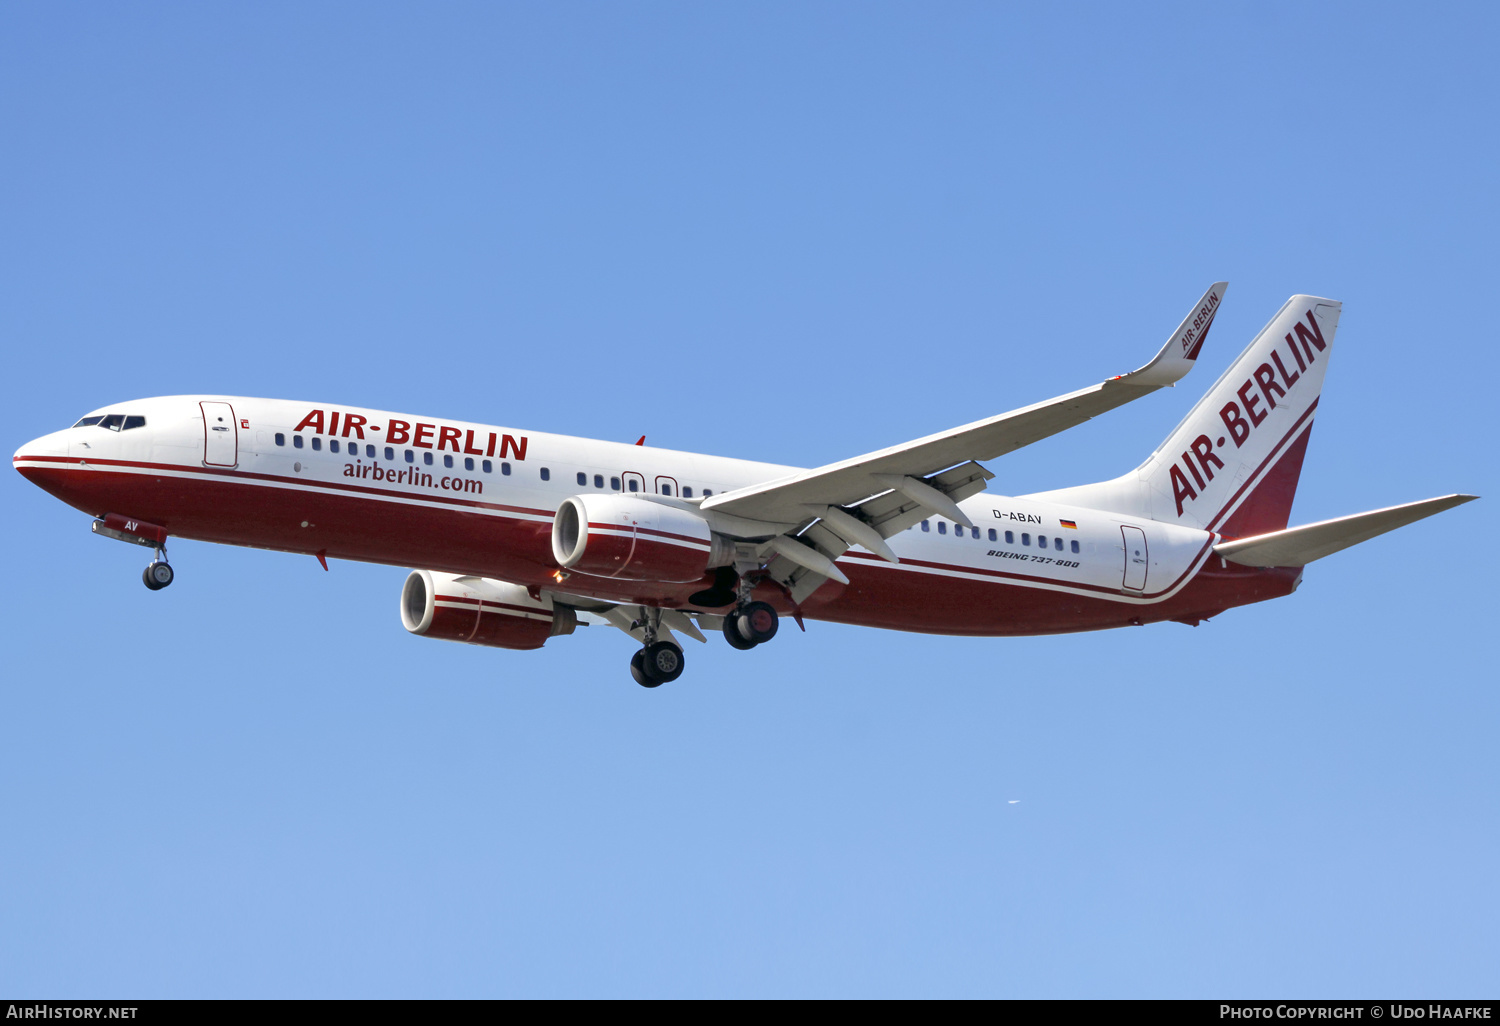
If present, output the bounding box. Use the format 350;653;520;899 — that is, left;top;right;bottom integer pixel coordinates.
142;562;173;590
643;641;685;683
631;650;661;688
722;614;757;650
736;601;779;644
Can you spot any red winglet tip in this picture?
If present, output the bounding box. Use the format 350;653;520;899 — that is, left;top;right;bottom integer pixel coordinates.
635;436;645;446
315;549;329;571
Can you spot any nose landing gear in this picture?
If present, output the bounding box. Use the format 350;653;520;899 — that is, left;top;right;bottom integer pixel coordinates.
91;517;175;591
142;555;174;591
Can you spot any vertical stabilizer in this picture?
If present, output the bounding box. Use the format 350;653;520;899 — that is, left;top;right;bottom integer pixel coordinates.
1031;295;1341;538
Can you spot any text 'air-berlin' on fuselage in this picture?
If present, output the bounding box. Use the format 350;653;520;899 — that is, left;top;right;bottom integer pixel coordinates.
11;284;1476;687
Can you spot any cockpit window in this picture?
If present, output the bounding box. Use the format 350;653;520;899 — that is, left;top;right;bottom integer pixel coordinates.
73;414;146;431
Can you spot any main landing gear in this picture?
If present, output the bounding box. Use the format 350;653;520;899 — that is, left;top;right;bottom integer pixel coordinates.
624;582;784;688
630;608;686;688
631;641;685;688
723;567;780;651
723;600;778;649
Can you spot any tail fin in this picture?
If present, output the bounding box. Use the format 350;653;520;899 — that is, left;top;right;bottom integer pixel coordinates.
1032;294;1342;538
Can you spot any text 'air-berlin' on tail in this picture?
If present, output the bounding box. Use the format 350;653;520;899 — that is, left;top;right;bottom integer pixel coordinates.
1037;295;1341;539
11;284;1475;686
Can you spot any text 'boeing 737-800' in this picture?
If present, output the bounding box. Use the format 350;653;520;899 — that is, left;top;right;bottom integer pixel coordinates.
13;284;1477;686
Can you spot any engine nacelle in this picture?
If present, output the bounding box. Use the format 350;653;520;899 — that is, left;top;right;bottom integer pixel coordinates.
551;494;731;582
400;570;577;651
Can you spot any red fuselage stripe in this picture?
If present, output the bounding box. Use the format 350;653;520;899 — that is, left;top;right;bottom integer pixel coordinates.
15;455;555;518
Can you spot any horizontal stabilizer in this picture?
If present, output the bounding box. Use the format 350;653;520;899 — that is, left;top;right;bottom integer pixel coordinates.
1213;494;1478;567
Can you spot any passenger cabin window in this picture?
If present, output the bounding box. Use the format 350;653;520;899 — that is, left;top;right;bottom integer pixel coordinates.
311;437;321;451
1022;533;1031;546
464;457;474;471
611;477;620;490
628;479;638;492
444;455;454;469
683;487;693;498
404;449;414;463
384;446;394;460
971;527;980;539
1005;531;1014;544
660;483;672;496
594;475;604;488
988;528;997;541
482;460;492;473
294;435;304;449
424;452;434;465
540;468;550;481
275;433;285;446
1055;537;1064;551
922;520;930;532
577;472;587;486
1071;540;1080;554
366;444;376;458
702;489;712;497
330;440;340;453
501;462;511;475
938;522;947;535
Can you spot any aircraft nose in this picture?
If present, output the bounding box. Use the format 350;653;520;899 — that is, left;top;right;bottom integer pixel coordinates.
14;430;69;466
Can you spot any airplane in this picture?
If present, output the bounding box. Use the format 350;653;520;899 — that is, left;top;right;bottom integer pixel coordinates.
12;284;1477;687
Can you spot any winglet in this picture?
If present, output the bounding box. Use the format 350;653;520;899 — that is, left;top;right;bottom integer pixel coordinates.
1112;282;1228;388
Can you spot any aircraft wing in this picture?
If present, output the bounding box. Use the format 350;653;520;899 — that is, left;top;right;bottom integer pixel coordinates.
701;282;1227;532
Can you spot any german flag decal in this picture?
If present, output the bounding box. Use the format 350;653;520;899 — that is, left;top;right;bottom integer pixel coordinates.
1059;519;1078;529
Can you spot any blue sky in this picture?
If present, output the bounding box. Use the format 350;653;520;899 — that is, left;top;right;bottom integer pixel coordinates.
2;2;1495;997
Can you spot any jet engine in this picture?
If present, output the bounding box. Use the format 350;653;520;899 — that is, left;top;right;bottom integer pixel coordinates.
551;494;734;582
400;569;577;650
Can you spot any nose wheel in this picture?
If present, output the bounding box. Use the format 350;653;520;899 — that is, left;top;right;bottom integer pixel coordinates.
142;548;174;591
91;518;175;591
